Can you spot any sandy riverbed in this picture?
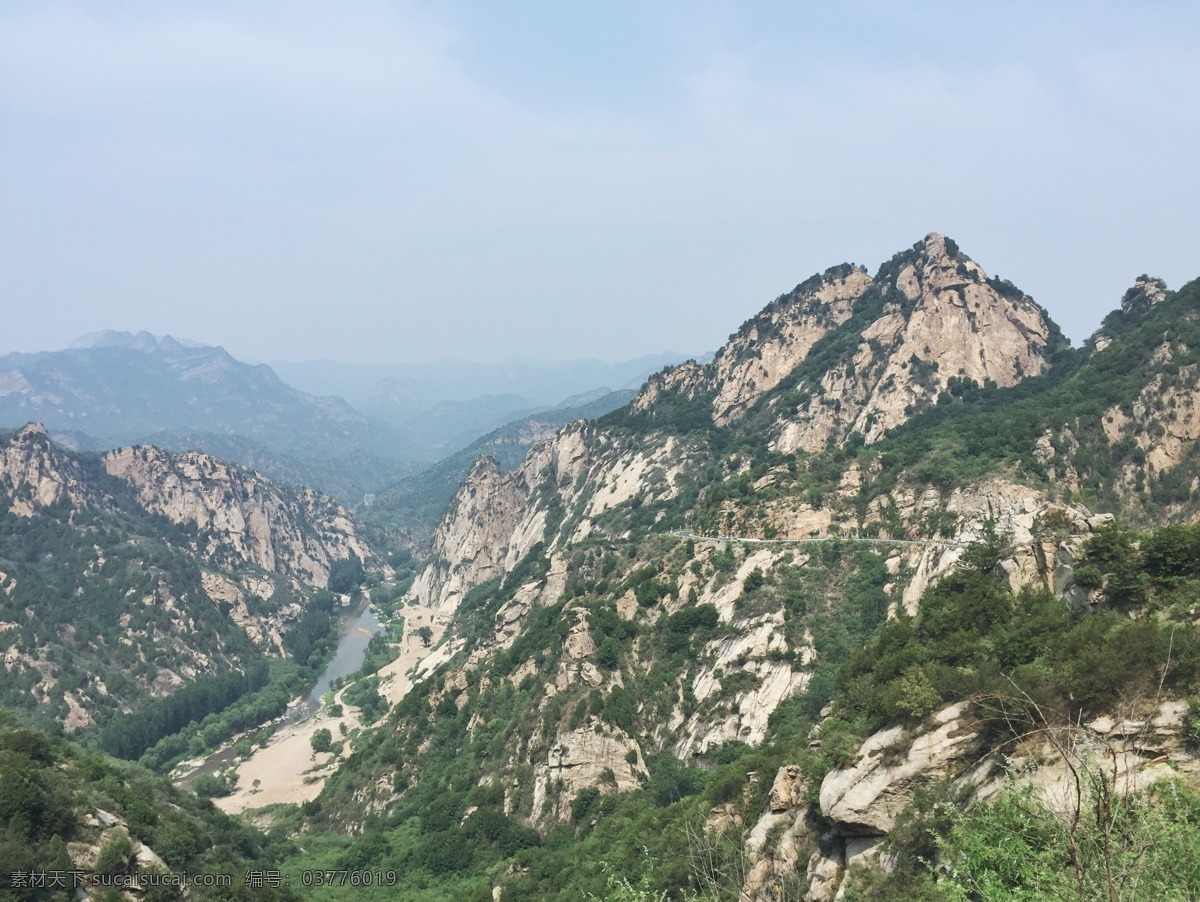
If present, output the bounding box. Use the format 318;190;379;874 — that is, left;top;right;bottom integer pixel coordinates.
375;602;449;704
216;685;359;814
214;600;447;816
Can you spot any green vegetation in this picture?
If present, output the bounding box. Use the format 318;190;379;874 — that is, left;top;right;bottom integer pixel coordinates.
931;780;1200;901
7;254;1200;901
0;711;296;900
311;728;334;754
264;518;1200;900
94;662;269;760
0;483;243;727
94;589;345;774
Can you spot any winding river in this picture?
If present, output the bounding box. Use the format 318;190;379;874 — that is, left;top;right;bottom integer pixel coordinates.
294;603;382;720
177;601;384;788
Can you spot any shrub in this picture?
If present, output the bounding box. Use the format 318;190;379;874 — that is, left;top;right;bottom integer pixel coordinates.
310;728;333;754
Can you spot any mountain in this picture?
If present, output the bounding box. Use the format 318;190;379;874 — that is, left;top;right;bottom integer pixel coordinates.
265;235;1200;899
0;332;413;501
8;234;1200;899
630;233;1068;450
270;353;693;458
0;423;373;735
369;388;637;536
0;713;298;900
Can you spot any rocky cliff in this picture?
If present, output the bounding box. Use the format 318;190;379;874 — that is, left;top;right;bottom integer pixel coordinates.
104;443;371;587
287;242;1200;899
0;425;375;729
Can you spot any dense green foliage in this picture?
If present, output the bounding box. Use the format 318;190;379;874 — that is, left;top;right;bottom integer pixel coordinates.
90;590;345;774
0;478;246;727
93;661;269;760
0;712;297;901
268;517;1200;900
931;780;1200;901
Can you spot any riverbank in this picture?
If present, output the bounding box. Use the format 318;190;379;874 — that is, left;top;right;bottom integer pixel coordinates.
375;600;449;705
205;596;446;816
216;682;361;814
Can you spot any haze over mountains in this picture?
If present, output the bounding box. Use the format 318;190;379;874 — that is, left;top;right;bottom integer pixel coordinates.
271;353;692;459
0;331;689;506
4;232;1200;899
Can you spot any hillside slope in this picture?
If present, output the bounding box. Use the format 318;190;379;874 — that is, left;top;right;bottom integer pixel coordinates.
0;424;373;733
0;332;411;501
247;237;1197;898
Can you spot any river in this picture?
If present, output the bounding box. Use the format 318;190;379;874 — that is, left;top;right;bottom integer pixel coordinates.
294;603;382;720
177;601;384;788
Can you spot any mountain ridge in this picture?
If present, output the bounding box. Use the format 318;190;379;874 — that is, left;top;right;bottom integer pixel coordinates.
280;235;1200;898
0;422;374;733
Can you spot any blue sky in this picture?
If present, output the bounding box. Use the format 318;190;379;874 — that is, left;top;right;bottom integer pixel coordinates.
2;1;1197;364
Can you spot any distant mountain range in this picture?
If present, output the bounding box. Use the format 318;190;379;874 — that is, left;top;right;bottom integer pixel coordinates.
0;332;681;505
271;353;692;455
0;331;413;498
370;388;638;534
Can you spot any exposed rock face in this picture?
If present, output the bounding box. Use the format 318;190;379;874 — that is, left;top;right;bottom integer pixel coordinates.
1090;276;1169;355
68;807;173;891
105;443;370;586
531;724;645;826
775;234;1056;453
629;235;1059;456
1102;363;1200;477
741;767;812;901
408;423;694;614
0;422;92;515
677;607;812;757
200;570;296;651
1;426;377;727
406;234;1065;622
980;697;1200;814
709;266;873;424
819;702;981;836
630;360;707;414
742;696;1200;900
407;456;538;614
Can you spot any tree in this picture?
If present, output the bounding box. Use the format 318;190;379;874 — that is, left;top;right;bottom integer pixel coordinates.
597;636;621;671
415;626;434;647
958;519;1013;575
310;728;333;754
328;554;365;595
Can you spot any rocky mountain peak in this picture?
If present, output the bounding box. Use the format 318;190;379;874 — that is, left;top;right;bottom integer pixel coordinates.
13;421;51;444
764;234;1062;452
69;329;200;354
1089;275;1171;354
885;232;988;302
628;234;1062;452
1;421;89;515
1120;275;1169;317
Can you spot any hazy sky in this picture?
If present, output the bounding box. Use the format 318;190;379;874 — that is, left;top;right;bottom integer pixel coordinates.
2;1;1197;365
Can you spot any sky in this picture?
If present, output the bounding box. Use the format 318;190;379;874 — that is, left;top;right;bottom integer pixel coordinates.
2;1;1197;365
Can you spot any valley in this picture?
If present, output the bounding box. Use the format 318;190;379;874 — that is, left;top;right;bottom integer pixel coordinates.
4;234;1200;900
